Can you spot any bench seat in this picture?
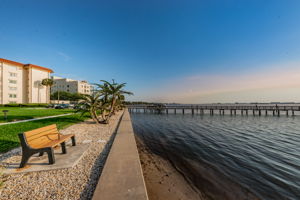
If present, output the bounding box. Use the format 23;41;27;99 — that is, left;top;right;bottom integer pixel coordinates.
30;134;74;149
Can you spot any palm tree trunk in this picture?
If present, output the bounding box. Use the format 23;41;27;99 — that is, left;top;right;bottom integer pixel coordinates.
92;109;101;123
46;86;50;103
90;110;99;124
101;110;110;124
109;96;116;116
58;90;60;104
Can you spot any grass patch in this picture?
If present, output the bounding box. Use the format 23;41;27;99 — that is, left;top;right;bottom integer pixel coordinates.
0;114;90;153
0;107;74;123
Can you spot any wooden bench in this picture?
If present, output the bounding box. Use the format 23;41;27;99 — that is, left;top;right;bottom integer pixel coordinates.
18;124;76;168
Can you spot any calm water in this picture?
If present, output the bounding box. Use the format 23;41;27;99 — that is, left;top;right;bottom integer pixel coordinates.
131;113;300;200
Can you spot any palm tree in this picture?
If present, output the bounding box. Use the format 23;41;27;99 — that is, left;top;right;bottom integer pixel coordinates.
95;80;133;116
114;94;125;111
96;98;111;123
42;78;54;103
76;93;102;124
34;80;44;103
78;79;132;124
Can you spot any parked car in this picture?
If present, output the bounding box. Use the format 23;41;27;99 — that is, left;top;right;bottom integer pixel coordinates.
54;104;69;109
46;104;55;108
74;104;85;110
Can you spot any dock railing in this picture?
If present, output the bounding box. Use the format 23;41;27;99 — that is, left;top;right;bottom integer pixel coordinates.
128;103;300;116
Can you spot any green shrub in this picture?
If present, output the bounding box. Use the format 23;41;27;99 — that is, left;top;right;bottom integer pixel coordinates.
22;103;49;107
4;103;49;107
4;104;20;107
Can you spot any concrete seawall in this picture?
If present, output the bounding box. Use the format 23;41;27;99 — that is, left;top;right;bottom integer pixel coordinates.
92;110;149;200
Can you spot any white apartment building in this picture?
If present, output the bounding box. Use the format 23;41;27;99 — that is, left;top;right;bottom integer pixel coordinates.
0;58;53;104
51;76;93;95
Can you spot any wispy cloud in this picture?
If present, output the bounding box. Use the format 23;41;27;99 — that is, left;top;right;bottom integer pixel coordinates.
57;52;71;61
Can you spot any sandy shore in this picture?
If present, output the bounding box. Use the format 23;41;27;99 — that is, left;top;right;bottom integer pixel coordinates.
135;137;208;200
0;111;123;200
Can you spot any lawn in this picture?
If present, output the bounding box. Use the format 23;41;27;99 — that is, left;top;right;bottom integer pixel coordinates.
0;114;90;153
0;107;74;123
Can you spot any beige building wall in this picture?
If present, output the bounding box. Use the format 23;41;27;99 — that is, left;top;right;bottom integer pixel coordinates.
30;68;50;103
1;62;24;104
51;76;93;95
0;58;53;104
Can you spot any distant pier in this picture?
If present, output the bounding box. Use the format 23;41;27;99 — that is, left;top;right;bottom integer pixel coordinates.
128;104;300;116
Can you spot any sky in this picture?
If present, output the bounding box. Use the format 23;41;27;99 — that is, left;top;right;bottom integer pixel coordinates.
1;0;300;103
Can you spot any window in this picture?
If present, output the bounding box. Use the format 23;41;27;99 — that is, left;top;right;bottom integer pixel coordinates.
9;80;17;84
9;94;17;98
9;87;17;91
9;72;17;77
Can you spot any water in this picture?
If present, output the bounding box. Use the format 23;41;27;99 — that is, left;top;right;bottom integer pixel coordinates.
130;113;300;200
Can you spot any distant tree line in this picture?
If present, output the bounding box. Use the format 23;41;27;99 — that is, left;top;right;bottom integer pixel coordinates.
124;101;153;105
50;91;84;101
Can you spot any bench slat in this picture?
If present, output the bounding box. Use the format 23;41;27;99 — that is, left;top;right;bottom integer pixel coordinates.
23;124;73;149
29;137;58;148
24;125;60;148
26;130;59;141
24;124;57;136
32;134;74;149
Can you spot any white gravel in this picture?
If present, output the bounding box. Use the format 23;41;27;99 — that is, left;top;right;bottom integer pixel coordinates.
0;111;123;200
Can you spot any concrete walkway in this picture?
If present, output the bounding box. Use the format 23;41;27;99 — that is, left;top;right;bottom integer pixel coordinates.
0;113;73;126
92;110;148;200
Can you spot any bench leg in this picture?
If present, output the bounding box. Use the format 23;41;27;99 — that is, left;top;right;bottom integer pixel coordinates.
19;152;32;168
71;136;76;146
46;148;55;165
61;142;67;154
39;152;44;156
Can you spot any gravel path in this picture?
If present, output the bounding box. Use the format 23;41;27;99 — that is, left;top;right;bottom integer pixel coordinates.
0;111;123;200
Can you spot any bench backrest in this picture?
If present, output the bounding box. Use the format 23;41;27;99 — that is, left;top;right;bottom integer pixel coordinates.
23;124;60;148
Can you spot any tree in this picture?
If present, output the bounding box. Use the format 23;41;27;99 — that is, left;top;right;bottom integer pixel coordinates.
76;93;110;124
34;80;44;103
77;79;133;124
115;94;125;111
76;93;102;124
42;78;54;103
50;91;83;101
94;79;133;118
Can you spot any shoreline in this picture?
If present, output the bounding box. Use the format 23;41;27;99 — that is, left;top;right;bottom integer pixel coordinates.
135;136;208;200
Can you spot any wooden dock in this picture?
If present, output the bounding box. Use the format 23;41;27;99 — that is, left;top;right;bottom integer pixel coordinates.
128;104;300;116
